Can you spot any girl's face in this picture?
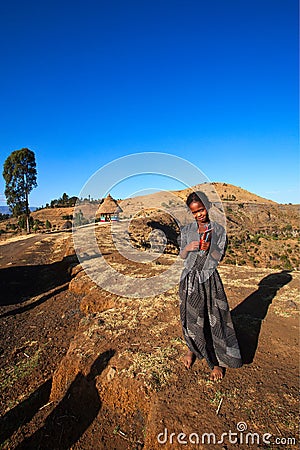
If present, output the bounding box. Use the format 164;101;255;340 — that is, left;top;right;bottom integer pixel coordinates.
189;201;208;224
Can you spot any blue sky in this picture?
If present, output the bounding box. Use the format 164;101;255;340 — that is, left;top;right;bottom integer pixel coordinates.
0;0;298;206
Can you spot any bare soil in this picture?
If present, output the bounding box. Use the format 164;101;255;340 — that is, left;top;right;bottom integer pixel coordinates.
0;228;299;450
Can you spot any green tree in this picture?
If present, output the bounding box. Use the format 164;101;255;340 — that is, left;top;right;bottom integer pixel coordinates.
3;148;37;233
18;214;34;230
73;210;83;227
62;192;69;205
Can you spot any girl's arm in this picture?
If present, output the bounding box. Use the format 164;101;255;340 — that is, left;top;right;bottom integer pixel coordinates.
211;224;227;262
180;241;200;259
178;226;199;259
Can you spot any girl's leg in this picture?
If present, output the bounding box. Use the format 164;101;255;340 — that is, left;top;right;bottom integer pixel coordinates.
203;300;226;381
183;348;196;370
210;366;225;381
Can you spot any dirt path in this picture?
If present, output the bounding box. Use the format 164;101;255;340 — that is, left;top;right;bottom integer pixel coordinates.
0;234;46;266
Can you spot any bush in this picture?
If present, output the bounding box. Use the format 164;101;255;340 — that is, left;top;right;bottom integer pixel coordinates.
73;210;88;227
0;213;10;221
18;215;34;230
62;215;73;220
225;258;236;265
6;223;17;230
251;234;261;245
283;260;292;270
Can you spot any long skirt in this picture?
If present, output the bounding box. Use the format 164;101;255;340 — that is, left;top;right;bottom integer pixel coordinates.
179;253;243;370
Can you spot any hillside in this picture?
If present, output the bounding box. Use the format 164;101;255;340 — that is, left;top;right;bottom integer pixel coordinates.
118;182;277;221
0;203;93;235
1;183;299;270
117;184;299;271
32;206;74;229
212;182;276;204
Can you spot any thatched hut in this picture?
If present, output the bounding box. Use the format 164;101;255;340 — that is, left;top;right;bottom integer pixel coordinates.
96;194;122;222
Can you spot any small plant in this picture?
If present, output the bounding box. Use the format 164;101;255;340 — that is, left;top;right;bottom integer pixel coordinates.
210;390;223;405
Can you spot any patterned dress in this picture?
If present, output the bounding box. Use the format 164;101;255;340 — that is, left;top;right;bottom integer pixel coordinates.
179;223;242;370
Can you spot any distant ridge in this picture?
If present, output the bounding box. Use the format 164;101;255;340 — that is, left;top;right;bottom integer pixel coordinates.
0;206;38;215
0;206;11;214
172;182;277;204
212;182;277;204
120;181;277;215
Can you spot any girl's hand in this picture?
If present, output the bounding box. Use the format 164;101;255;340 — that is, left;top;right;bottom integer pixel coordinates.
180;241;199;259
185;241;200;252
199;240;210;251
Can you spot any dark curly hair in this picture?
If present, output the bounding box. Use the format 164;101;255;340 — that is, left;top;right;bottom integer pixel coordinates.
186;191;211;211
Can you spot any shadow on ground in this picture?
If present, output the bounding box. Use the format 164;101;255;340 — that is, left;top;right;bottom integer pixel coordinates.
0;379;52;444
13;350;114;450
231;270;292;364
0;255;79;309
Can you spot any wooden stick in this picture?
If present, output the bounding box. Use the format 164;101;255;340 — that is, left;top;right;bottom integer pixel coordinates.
216;398;223;415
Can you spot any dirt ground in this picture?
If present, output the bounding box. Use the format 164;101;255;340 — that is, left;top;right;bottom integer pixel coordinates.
0;228;299;450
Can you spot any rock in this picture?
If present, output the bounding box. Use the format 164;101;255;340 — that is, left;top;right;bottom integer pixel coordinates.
285;300;298;309
80;289;115;314
68;273;96;296
107;366;116;381
69;263;83;278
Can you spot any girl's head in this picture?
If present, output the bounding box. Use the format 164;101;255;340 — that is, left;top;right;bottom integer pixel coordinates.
186;191;210;224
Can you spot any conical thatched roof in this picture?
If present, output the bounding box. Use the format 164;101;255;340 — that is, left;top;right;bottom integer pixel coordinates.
96;194;122;215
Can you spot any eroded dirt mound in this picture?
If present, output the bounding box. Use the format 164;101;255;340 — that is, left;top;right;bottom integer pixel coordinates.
128;209;180;255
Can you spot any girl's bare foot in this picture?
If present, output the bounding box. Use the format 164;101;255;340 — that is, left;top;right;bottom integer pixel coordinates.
210;366;225;381
184;350;195;369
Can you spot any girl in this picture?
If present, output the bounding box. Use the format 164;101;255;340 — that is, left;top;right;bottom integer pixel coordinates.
179;191;242;381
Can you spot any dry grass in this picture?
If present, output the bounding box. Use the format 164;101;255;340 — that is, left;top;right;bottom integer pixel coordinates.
91;288;179;336
272;285;300;317
120;345;179;391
